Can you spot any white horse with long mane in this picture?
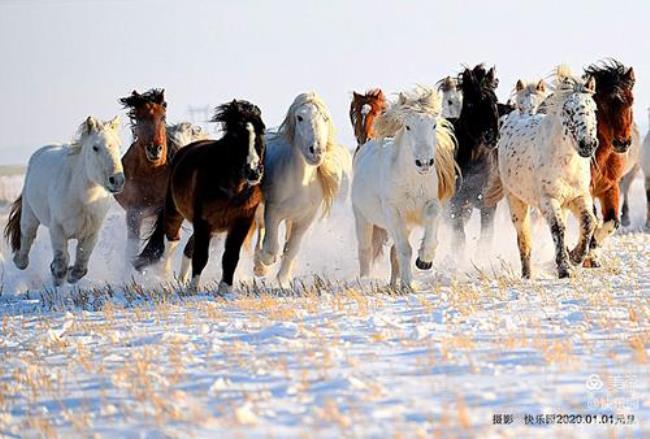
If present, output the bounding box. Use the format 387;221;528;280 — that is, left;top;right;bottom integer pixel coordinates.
351;87;458;289
4;117;125;286
253;92;352;286
487;67;599;279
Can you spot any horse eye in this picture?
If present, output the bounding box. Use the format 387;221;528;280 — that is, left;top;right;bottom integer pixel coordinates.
92;145;99;152
297;115;303;122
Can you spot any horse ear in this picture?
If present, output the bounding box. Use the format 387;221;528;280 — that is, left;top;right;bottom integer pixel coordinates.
353;91;360;99
131;90;139;97
625;67;635;87
515;80;525;92
585;76;596;93
487;67;498;88
108;116;121;131
536;80;546;92
398;92;407;105
85;116;99;134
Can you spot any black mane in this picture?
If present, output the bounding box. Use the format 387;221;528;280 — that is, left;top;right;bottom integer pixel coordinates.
584;59;634;96
211;99;265;137
119;88;167;123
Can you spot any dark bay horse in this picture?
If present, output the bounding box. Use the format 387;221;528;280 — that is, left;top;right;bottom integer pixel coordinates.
114;89;170;262
134;100;266;295
448;65;508;253
349;89;388;152
583;60;635;265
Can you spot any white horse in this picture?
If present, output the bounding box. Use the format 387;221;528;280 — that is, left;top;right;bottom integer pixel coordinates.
351;87;458;289
253;92;352;286
513;79;548;115
437;76;463;118
619;123;642;227
4;117;124;286
489;67;599;278
167;122;210;152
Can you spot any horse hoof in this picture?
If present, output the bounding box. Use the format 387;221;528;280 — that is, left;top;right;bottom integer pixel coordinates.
253;261;269;277
415;257;433;270
67;267;87;284
215;281;232;297
583;258;601;268
621;216;631;228
558;266;572;279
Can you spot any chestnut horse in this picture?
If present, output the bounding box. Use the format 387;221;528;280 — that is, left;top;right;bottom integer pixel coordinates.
114;89;169;263
134;100;266;295
349;89;388;151
583;60;635;265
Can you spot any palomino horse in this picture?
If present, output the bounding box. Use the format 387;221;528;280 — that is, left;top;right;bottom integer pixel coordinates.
349;89;388;151
5;117;124;285
583;60;635;265
135;100;266;294
436;76;463;118
114;89;169;263
352;87;458;289
253;92;352;287
448;65;503;253
489;67;599;278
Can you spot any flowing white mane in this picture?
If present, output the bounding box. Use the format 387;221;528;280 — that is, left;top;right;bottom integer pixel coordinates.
543;65;594;116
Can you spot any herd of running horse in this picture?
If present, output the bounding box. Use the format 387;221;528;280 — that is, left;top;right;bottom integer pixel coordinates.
3;59;648;293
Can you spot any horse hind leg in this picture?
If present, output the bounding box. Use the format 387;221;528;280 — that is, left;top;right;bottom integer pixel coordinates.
179;235;194;284
507;194;532;279
188;221;211;292
353;210;374;278
476;205;496;255
48;224;70;286
619;165;638;227
14;202;39;270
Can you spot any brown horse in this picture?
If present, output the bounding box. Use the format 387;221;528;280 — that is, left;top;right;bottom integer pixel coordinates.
114;89;169;262
349;89;387;151
134;100;266;295
583;60;635;265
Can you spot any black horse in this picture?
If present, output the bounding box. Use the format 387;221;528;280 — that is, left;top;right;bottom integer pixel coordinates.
135;100;266;295
447;64;511;253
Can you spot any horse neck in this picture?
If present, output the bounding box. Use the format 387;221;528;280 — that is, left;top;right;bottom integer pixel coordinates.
543;113;580;158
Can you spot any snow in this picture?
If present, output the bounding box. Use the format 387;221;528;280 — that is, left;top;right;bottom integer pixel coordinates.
0;175;649;437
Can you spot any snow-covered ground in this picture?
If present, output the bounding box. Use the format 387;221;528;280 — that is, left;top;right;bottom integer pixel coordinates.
0;175;649;438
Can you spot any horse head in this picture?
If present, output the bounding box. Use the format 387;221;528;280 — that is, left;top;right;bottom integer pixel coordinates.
282;92;333;167
350;89;387;145
584;60;635;153
78;116;125;193
119;88;168;164
458;65;500;147
437;76;463;118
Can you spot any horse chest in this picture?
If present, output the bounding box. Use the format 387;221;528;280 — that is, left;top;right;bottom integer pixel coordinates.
61;197;110;239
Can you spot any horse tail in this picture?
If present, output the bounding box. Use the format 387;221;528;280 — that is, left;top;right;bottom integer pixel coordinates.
483;150;504;208
4;194;22;253
134;209;166;270
371;226;388;264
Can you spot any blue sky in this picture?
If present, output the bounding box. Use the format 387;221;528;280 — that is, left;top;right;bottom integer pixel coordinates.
0;0;648;164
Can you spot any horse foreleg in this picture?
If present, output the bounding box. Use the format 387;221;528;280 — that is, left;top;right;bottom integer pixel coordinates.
386;208;413;290
567;196;596;267
188;221;211;292
619;164;638;227
389;245;399;286
220;216;255;295
15;203;39;270
416;200;441;270
540;198;571;278
49;224;69;286
254;207;281;275
125;209;143;263
179;235;194;284
506;194;532;279
450;200;466;257
586;187;620;267
68;231;99;283
477;205;496;254
353;209;373;278
276;218;312;288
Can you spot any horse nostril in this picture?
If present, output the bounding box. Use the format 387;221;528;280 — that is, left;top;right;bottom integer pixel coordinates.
428;159;434;166
415;160;422;167
309;146;315;155
109;176;115;185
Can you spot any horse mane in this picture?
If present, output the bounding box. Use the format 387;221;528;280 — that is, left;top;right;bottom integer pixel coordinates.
119;89;167;124
457;64;498;97
373;86;442;139
373;87;458;200
436;76;458;92
583;59;634;97
278;92;348;215
543;65;593;116
210;99;265;137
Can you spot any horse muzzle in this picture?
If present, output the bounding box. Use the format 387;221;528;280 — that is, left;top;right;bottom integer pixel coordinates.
244;165;264;185
145;144;164;162
415;158;435;175
577;140;599;158
612;137;631;153
107;172;126;193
